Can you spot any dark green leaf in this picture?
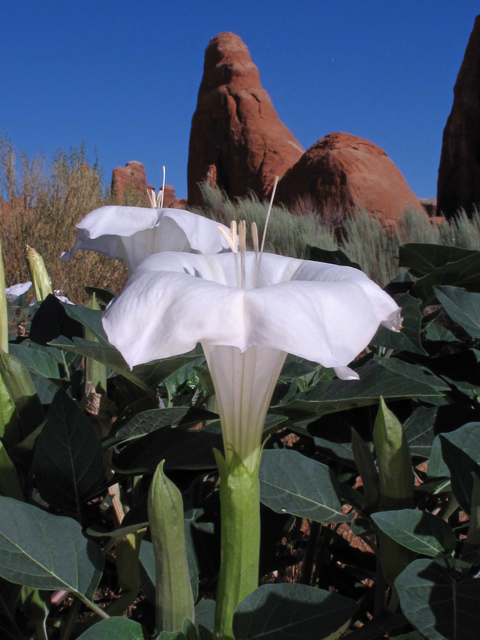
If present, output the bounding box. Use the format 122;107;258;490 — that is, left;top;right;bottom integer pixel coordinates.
412;251;480;305
62;303;109;345
424;323;462;343
233;583;358;640
395;559;480;640
398;244;478;278
434;286;480;338
195;599;215;633
9;343;61;379
50;337;201;393
84;287;116;306
306;245;362;270
259;450;351;523
429;423;480;479
110;407;218;447
77;617;148;639
403;406;438;457
372;293;427;355
440;436;480;514
371;509;455;557
0;496;103;598
274;359;448;420
33;389;104;513
114;426;223;473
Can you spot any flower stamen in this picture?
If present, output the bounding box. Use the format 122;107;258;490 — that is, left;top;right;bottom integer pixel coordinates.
160;165;166;209
254;176;279;288
239;220;246;289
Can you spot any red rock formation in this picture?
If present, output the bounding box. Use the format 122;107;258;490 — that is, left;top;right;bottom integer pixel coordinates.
437;15;480;218
111;161;150;202
187;32;304;207
276;132;425;228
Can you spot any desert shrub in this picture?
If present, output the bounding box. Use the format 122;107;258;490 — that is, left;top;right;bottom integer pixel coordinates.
195;182;338;258
341;210;401;285
0;136;128;303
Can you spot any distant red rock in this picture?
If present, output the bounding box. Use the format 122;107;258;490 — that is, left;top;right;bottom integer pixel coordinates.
419;198;437;217
187;32;304;207
112;162;183;208
112;161;149;202
276;132;425;228
437;15;480;218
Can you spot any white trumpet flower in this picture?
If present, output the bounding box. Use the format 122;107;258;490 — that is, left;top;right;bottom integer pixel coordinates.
102;250;402;473
61;206;233;272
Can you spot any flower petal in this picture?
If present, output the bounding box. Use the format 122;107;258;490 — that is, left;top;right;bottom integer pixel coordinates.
61;206;233;270
102;252;401;372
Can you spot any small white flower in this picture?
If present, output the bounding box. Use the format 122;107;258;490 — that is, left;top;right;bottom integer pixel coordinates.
5;281;32;302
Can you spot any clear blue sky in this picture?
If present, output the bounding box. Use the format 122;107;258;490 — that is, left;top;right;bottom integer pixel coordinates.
1;0;478;201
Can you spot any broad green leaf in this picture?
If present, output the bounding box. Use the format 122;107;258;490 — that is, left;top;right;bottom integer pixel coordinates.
403;406;438;457
195;599;215;633
30;372;64;404
0;348;44;437
50;337;201;394
279;355;320;384
0;496;103;598
9;342;61;379
428;423;480;480
399;243;478;278
113;426;223;473
424;323;462;343
305;245;362;270
233;583;358;640
110;407;217;446
0;371;19;445
33;389;104;513
62;303;109;345
395;559;480;640
434;286;480;338
84;286;115;306
372;293;427;355
0;440;23;501
440;436;480;515
274;359;448;420
372;509;456;557
259;450;350;523
77;617;148;639
411;251;480;305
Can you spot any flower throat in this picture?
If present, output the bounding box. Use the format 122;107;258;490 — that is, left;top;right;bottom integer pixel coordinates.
217;176;279;290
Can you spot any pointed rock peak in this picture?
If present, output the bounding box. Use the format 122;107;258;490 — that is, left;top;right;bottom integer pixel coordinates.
188;32;303;207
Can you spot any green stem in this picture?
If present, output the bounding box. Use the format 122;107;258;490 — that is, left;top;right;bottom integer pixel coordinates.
214;450;261;640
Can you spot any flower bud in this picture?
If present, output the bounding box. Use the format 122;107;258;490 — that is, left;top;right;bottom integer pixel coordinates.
148;460;194;632
26;245;52;301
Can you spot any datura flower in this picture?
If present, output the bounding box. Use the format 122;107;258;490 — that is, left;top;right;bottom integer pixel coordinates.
61;206;233;272
103;248;401;469
102;226;401;639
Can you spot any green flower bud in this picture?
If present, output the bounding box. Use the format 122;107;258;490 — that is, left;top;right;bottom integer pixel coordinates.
26;245;52;302
148;460;194;633
373;398;416;590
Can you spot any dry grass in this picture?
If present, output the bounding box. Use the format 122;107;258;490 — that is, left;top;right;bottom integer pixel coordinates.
0;136;135;303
